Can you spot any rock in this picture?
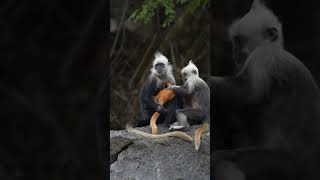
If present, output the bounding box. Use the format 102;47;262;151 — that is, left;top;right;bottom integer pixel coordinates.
110;125;210;180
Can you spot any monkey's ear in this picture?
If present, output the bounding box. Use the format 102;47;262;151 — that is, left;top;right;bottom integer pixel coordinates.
263;27;278;42
188;60;193;64
251;0;264;11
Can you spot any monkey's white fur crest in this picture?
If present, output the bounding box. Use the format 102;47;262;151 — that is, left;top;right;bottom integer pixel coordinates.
181;61;205;93
229;0;283;46
181;60;199;78
153;51;169;66
150;51;175;85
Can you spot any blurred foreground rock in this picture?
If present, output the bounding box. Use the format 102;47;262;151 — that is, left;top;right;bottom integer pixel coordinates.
110;125;210;180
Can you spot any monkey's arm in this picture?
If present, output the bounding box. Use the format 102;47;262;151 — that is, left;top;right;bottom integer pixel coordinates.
208;74;267;108
141;90;160;110
141;79;163;111
212;45;292;108
167;85;189;96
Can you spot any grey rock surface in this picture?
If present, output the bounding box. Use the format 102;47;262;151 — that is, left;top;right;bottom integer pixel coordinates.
110;125;210;180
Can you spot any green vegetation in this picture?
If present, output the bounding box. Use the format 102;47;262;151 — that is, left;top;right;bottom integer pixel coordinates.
129;0;208;27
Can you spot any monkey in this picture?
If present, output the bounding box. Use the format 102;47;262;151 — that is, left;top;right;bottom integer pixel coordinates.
209;1;320;179
134;52;180;128
167;61;210;151
149;82;175;134
126;83;193;142
127;61;210;149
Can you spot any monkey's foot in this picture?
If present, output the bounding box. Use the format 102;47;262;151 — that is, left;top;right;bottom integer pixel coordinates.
169;125;184;130
169;122;180;130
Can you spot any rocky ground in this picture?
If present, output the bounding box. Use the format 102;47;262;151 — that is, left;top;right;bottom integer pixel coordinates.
110;125;210;180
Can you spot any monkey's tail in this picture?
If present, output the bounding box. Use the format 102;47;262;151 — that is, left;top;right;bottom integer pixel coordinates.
194;122;209;151
150;112;160;134
126;123;193;142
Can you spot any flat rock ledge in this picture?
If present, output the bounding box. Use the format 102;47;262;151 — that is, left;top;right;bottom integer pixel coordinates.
110;125;210;180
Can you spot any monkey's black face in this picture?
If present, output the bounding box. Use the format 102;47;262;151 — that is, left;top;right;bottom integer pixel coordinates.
229;0;283;71
231;27;280;70
232;35;249;68
155;63;166;75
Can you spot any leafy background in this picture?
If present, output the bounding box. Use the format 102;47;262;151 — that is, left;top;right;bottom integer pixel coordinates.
110;0;210;130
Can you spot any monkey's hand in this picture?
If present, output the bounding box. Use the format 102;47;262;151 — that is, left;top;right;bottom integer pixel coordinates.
162;82;174;88
166;85;181;91
166;85;189;96
155;103;167;114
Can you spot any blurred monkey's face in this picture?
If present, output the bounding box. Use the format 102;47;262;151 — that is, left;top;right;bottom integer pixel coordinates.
181;61;198;82
155;63;166;75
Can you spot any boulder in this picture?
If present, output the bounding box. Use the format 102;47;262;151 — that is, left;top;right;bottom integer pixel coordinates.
110;125;210;180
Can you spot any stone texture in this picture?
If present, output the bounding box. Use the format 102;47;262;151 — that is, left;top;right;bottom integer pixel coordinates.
110;125;210;180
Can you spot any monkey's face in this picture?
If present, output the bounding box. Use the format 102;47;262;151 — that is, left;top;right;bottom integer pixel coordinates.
232;34;250;68
154;63;166;76
229;1;283;70
152;52;170;76
231;34;263;69
181;61;199;82
231;28;280;69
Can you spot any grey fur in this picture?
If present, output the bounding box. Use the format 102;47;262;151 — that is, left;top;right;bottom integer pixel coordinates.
168;63;210;130
210;1;320;179
135;52;179;127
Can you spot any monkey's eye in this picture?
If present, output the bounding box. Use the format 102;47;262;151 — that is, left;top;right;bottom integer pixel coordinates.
183;72;187;77
193;70;197;75
263;27;278;41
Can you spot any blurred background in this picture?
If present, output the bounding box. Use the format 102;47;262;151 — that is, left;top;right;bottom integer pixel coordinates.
2;0;317;179
212;0;319;149
110;0;210;130
0;0;106;179
212;0;316;79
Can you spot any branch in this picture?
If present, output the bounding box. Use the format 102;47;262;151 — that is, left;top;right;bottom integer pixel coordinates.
110;0;128;58
128;32;160;89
